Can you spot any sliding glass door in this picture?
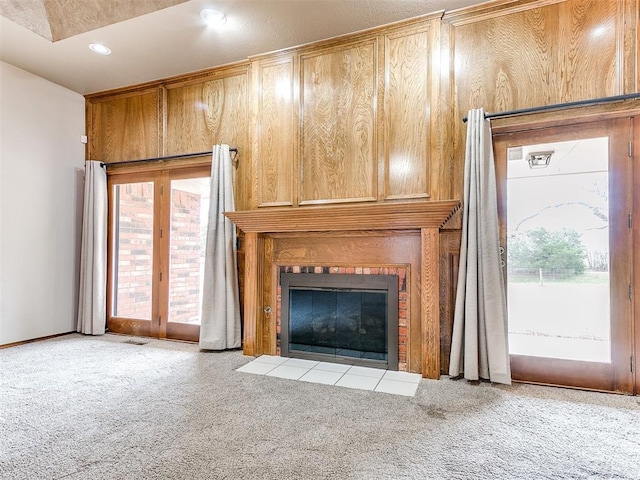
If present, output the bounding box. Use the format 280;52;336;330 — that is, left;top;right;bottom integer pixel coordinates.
107;165;211;342
494;119;634;393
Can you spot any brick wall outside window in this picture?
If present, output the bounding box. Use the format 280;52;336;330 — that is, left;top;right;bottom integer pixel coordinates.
114;183;204;324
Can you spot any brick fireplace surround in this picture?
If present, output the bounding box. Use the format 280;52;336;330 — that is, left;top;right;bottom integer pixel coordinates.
277;265;409;370
226;200;459;379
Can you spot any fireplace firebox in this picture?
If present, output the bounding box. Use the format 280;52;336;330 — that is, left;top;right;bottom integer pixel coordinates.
280;273;399;370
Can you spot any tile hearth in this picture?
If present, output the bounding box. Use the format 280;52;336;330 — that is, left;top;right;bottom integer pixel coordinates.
237;355;421;397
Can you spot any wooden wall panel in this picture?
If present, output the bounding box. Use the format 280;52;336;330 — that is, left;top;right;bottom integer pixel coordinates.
300;40;378;204
439;229;461;374
88;90;160;162
450;0;619;113
255;58;295;207
164;70;250;210
384;27;430;200
444;0;625;201
165;73;248;155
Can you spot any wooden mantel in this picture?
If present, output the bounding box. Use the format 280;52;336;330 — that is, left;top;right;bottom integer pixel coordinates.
225;200;460;379
225;200;460;233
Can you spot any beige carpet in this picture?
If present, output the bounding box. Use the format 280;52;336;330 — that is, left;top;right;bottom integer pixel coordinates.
1;333;639;479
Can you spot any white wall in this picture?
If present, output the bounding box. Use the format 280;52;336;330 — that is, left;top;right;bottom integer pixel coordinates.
0;61;85;344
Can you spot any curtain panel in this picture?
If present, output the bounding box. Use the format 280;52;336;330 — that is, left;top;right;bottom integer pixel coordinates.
199;145;242;350
449;109;511;384
77;161;107;335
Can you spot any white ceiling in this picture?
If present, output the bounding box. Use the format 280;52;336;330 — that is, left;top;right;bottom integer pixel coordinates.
0;0;487;95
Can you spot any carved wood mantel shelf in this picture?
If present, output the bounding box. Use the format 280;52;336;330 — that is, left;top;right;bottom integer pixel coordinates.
225;200;460;379
225;200;460;233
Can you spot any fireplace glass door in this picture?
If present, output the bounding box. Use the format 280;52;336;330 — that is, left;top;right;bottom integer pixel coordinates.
281;273;398;370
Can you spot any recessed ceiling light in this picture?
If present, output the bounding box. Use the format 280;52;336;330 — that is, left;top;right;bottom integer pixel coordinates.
200;9;226;27
89;43;111;55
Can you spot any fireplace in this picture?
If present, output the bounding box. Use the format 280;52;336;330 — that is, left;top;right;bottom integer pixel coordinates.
225;200;461;378
280;271;399;370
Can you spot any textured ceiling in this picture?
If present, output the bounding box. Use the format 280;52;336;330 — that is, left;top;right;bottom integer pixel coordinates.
0;0;488;95
0;0;189;41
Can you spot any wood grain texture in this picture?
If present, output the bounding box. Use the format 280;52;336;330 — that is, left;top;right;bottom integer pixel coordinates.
231;203;458;375
384;27;430;200
255;58;295;207
421;228;440;379
444;0;624;202
450;0;619;111
242;232;261;356
165;73;247;155
88;89;160;162
262;237;274;354
225;200;460;233
164;70;250;210
634;114;640;394
439;230;461;374
300;40;378;204
607;117;634;394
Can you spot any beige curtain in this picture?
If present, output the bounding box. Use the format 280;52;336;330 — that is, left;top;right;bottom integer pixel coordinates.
449;109;511;384
77;161;107;335
199;145;241;350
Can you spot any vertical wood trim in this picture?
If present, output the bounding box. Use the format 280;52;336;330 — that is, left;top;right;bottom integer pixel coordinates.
262;237;274;354
428;19;440;201
106;175;115;324
243;232;260;355
377;34;386;201
155;172;169;339
158;86;167;157
439;22;458;202
85;101;92;161
250;62;260;210
633;115;640;394
439;230;461;374
292;53;301;207
373;36;382;202
609;117;634;393
620;0;639;94
421;227;440;378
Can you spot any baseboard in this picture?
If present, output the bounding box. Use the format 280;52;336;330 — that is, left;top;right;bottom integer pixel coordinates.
0;331;76;349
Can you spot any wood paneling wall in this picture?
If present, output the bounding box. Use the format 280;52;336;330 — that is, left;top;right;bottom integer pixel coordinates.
384;26;431;200
442;0;636;200
165;73;248;156
85;64;251;211
299;40;378;204
85;0;639;373
249;14;442;207
86;0;638;210
253;57;295;207
164;66;250;209
87;89;160;163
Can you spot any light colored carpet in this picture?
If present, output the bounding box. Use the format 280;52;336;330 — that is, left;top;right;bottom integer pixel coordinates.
1;334;639;480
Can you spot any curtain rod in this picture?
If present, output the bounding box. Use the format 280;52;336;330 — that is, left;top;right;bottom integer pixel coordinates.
100;148;238;168
462;93;640;123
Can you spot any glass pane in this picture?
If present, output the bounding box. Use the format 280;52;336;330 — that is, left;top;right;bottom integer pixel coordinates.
113;182;154;320
506;137;610;362
289;288;388;361
168;177;211;325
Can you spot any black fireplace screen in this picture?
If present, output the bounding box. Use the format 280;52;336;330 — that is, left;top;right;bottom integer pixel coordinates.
280;273;398;370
